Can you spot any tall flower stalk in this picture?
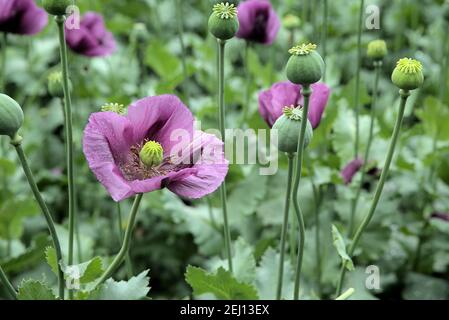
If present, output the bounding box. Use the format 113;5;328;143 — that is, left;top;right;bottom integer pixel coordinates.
336;58;424;296
285;43;325;299
55;15;76;275
321;0;328;80
175;0;189;103
349;40;387;236
96;194;143;286
117;202;134;278
353;0;365;158
208;2;239;272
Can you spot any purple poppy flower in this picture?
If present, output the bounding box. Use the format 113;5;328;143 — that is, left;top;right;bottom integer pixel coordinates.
0;0;48;35
236;0;280;45
65;12;116;57
341;158;364;185
83;95;229;202
258;81;331;128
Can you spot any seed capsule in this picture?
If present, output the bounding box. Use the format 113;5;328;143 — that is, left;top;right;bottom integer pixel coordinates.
0;94;24;138
391;58;424;90
286;43;324;85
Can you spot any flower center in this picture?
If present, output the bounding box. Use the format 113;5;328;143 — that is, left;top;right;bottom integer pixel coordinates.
213;2;238;19
139;141;164;168
396;58;423;74
283;106;303;120
101;102;127;115
288;43;317;56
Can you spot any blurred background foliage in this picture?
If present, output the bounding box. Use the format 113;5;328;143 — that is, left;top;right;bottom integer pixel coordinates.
1;0;449;299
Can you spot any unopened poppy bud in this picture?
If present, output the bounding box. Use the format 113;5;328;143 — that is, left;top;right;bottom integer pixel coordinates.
42;0;72;16
391;58;424;90
47;71;71;98
272;106;313;153
283;14;301;30
131;23;149;42
101;103;127;115
367;40;387;61
0;94;24;138
139;141;164;167
286;43;325;85
208;2;239;40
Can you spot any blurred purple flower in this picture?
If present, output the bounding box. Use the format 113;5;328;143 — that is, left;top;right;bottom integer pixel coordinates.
83;95;228;202
236;0;280;45
431;212;449;222
0;0;48;35
341;158;364;185
258;81;331;128
65;12;116;57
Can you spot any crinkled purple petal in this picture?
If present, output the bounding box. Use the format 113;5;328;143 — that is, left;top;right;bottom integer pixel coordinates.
127;95;194;155
83;112;135;201
167;131;229;198
308;83;331;129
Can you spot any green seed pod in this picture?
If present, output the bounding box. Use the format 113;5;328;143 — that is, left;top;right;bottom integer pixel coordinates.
0;94;24;138
391;58;424;90
47;71;71;98
210;0;240;6
283;14;301;30
208;2;239;41
367;40;387;61
286;43;325;85
272;107;313;154
140;141;164;167
101;102;127;115
42;0;72;16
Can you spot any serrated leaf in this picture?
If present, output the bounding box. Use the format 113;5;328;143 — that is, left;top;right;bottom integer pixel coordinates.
332;225;354;271
45;246;58;276
17;279;57;300
91;270;150;300
185;266;258;300
255;248;295;300
63;257;105;285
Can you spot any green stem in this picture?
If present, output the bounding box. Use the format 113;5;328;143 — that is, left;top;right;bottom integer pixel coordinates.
336;90;410;296
348;61;382;236
117;202;134;279
55;16;76;276
276;154;294;300
0;265;16;299
354;0;365;158
241;41;251;126
292;85;312;300
322;0;328;80
312;182;323;297
96;194;143;286
412;219;429;271
217;39;233;272
176;0;189;103
335;288;355;300
11;135;65;299
1;32;6;92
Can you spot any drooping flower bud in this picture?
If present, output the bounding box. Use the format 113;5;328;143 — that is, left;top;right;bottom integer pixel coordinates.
101;103;127;115
391;58;424;90
283;14;301;30
367;40;387;61
42;0;72;16
47;71;71;98
139;141;164;167
208;2;239;40
0;93;24;138
272;106;313;153
286;43;325;85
